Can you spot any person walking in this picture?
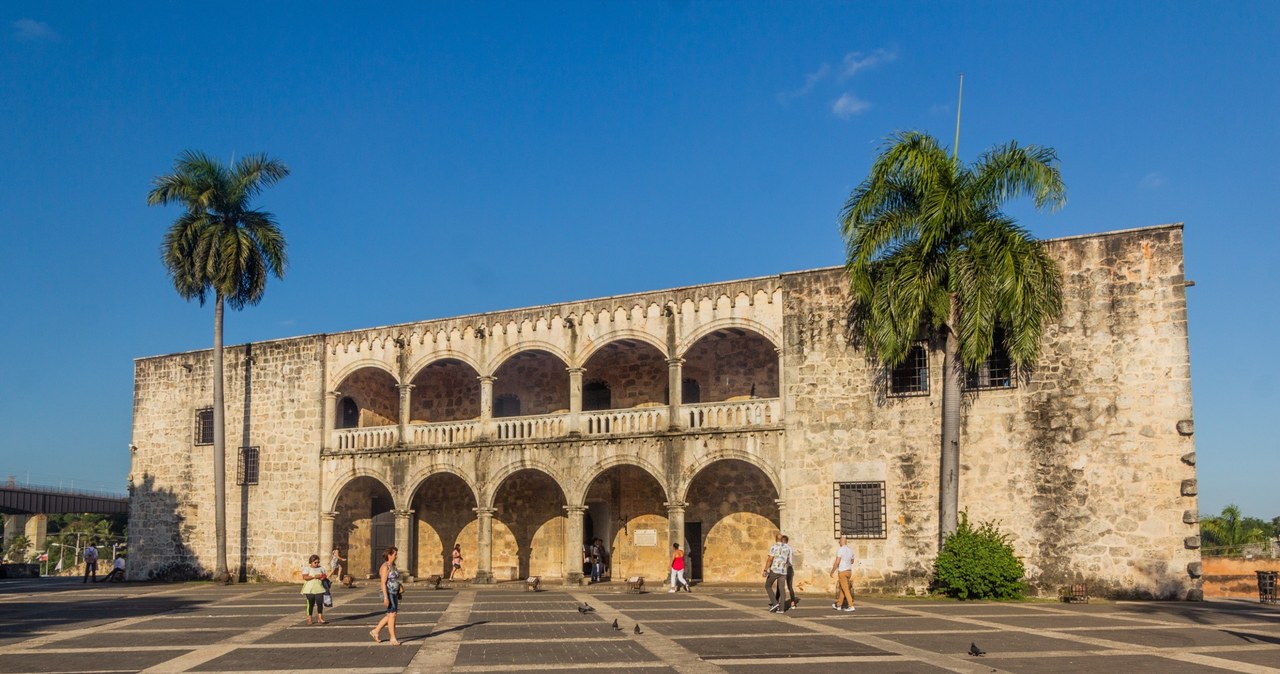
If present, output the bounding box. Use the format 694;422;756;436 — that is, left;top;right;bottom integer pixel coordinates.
370;546;401;645
82;545;99;584
329;547;346;583
589;539;603;584
781;534;797;608
301;554;329;624
669;543;691;592
830;535;856;612
450;544;463;580
763;534;788;612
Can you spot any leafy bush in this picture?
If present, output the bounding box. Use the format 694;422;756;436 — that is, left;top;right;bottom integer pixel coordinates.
932;512;1025;600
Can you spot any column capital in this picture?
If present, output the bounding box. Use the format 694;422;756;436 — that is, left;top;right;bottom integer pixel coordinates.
474;506;497;517
391;509;415;519
320;511;338;522
663;501;689;513
563;504;587;515
478;375;497;384
666;358;685;367
566;367;586;375
325;390;341;400
397;383;415;393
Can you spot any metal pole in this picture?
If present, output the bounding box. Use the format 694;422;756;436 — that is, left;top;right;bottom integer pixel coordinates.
953;72;964;161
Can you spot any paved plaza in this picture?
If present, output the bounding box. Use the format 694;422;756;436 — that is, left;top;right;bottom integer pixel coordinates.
1;578;1278;673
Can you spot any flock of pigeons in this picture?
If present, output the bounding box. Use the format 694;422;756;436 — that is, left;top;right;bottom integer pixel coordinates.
579;601;986;655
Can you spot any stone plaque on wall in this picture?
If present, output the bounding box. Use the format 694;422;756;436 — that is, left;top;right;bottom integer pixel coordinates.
633;529;657;547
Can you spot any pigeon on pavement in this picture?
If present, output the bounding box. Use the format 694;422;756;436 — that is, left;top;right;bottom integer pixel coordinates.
612;619;621;630
968;642;986;656
634;624;642;635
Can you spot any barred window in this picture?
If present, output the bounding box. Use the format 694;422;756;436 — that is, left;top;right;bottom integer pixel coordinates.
237;446;260;485
888;344;929;396
834;482;886;539
964;328;1015;390
194;408;214;445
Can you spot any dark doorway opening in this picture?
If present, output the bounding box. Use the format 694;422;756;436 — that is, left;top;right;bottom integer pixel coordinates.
684;521;703;581
494;393;521;418
583;379;611;411
339;397;359;429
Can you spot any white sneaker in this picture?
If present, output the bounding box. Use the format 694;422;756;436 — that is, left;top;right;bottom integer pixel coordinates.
832;603;841;610
843;606;856;612
668;589;675;593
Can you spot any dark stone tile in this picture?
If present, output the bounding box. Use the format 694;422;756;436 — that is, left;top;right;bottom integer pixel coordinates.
462;622;619;640
455;640;657;665
979;614;1159;629
39;629;240;649
190;645;418;671
1206;647;1280;668
992;654;1248;674
675;635;886;659
875;630;1090;656
128;615;281;629
720;661;950;674
0;649;190;673
1076;626;1280;649
646;620;819;636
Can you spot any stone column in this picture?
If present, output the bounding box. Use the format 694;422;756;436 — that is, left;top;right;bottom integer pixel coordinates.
25;514;46;557
563;505;586;585
774;499;787;535
567;367;585;435
478;376;496;440
667;358;685;430
473;507;496;584
397;384;414;446
3;515;28;556
323;391;338;450
319;511;337;561
664;501;687;552
774;347;786;423
393;509;415;580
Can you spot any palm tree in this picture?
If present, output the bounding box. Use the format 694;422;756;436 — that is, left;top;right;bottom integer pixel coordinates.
1200;504;1267;553
840;131;1065;548
149;151;289;582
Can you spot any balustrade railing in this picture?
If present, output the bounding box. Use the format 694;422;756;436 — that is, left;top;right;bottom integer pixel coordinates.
335;425;398;450
686;398;780;430
495;413;566;441
409;420;479;446
583;407;668;436
332;398;781;450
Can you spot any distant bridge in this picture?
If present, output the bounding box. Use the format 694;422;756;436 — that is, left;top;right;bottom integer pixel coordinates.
0;484;128;516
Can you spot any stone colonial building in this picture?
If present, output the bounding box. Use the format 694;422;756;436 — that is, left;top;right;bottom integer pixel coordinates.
128;224;1200;598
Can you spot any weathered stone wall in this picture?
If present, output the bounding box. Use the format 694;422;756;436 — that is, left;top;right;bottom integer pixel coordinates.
493;352;571;415
686;458;781;583
585;466;669;579
581;343;668;409
684;333;780;401
409;361;481;423
337;369;398;427
412;473;477;577
129;337;325;582
492;471;566;579
779;225;1198;598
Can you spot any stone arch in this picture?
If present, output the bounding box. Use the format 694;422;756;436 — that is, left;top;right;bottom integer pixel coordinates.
481;460;569;509
404;466;480;507
405;350;484;383
677;318;780;357
679;324;780;402
490;348;571;417
579;461;671;581
678;449;781;504
328;474;397;579
408;471;480;579
489;467;568;581
574;330;669;367
681;457;782;583
487;341;572;376
331;365;400;429
573;456;668;507
579;337;669;411
330;359;399;390
324;469;396;513
407;357;482;424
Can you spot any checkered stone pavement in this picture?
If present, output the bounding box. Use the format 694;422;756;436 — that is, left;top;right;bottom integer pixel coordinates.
1;577;1278;673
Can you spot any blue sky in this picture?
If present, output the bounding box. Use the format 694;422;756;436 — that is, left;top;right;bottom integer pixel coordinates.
1;2;1276;518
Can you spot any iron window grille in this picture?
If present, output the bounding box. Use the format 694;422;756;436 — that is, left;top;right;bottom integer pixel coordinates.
194;408;214;445
964;337;1016;390
834;481;887;539
888;344;930;397
237;446;260;485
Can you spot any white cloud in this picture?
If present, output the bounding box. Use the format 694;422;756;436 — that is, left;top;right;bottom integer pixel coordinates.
1139;172;1166;190
777;63;830;103
12;19;58;41
831;93;871;119
840;48;897;78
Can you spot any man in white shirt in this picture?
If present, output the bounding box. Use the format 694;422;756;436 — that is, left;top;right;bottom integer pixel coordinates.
82;545;99;584
830;535;855;611
762;534;789;612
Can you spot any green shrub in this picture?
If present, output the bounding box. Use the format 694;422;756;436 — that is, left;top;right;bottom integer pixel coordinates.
932;512;1025;600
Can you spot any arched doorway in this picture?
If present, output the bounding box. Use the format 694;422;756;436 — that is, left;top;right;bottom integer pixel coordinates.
409;473;478;579
491;469;567;581
331;476;396;579
582;465;668;581
684;459;780;582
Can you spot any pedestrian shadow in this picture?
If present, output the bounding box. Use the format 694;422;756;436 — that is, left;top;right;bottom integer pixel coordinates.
392;620;488;643
1223;629;1280;645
